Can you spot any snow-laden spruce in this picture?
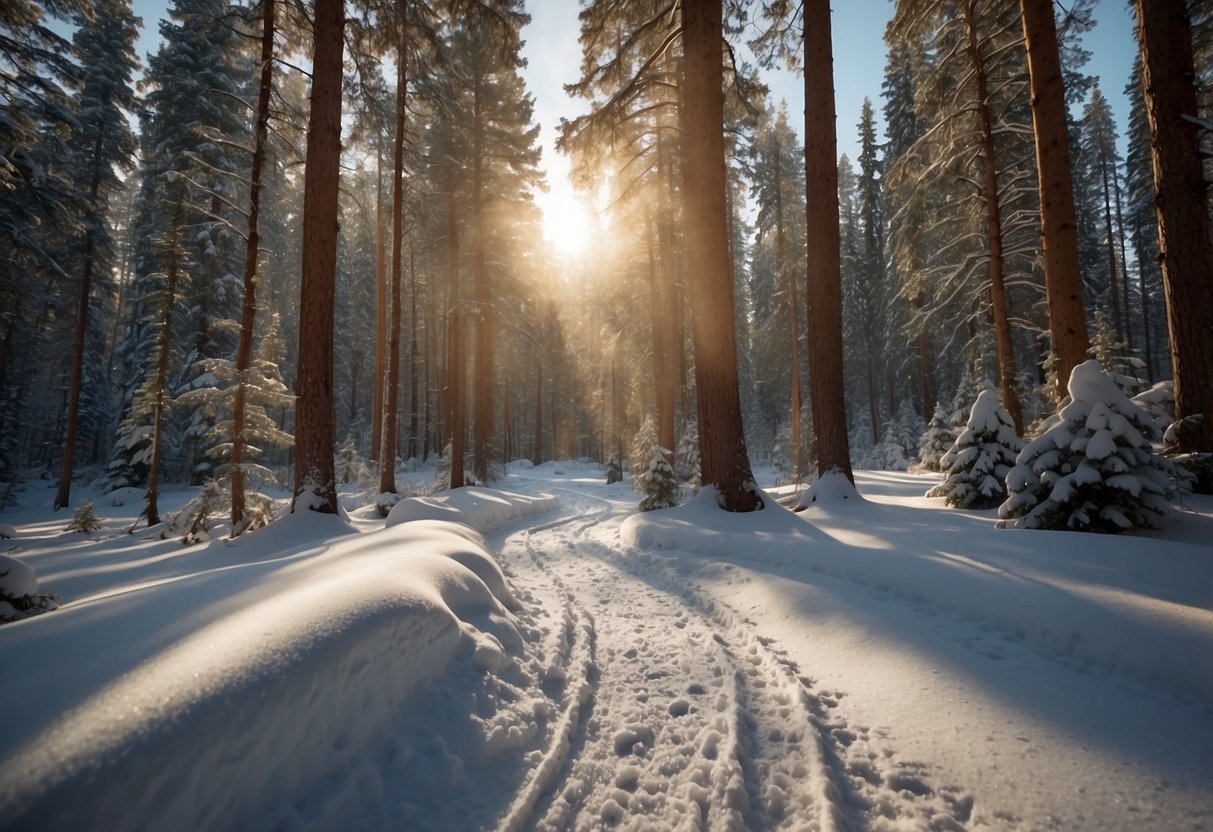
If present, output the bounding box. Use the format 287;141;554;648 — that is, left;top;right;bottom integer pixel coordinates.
997;360;1175;532
926;387;1024;509
639;446;679;511
917;404;955;472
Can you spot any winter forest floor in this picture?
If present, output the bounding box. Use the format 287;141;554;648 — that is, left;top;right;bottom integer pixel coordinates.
1;463;1211;831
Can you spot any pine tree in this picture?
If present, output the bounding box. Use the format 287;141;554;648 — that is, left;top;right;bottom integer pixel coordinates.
927;387;1024;509
999;360;1174;531
54;0;141;510
675;424;701;488
605;452;623;485
918;404;956;472
639;445;678;512
67;500;104;533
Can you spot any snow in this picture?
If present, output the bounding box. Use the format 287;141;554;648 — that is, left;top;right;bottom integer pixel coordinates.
0;554;38;597
1;465;1211;830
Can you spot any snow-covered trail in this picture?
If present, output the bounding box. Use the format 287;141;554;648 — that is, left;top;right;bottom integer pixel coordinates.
491;482;975;831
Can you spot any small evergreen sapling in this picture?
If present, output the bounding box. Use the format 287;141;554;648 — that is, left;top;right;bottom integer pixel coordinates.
918;404;955;472
675;425;701;488
66;500;104;533
630;416;658;492
998;360;1174;532
605;452;622;484
926;388;1024;509
639;446;679;511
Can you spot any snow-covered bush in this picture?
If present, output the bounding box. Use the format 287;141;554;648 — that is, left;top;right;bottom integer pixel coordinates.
675;425;701;487
66;500;104;533
1088;309;1147;396
638;446;678;512
917;404;955;472
1131;381;1173;434
629;416;658;492
926;388;1024;509
870;426;910;471
0;554;58;623
337;436;370;485
997;360;1174;532
165;480;232;544
605;453;622;485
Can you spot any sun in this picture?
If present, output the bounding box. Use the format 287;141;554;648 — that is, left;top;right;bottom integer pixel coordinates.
539;186;594;258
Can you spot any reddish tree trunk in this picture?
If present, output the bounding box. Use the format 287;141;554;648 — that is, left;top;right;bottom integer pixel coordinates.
291;0;344;513
680;0;759;511
803;0;853;481
1135;0;1213;454
1021;0;1090;397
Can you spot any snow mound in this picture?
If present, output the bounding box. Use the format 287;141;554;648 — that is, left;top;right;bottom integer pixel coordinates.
0;523;18;539
796;470;864;509
0;554;37;598
0;521;521;831
386;487;558;536
622;486;809;553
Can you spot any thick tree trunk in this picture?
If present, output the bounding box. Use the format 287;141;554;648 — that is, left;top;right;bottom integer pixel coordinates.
1020;0;1090;396
681;0;759;511
291;0;344;513
230;0;275;534
1135;0;1213;454
966;0;1024;433
803;0;853;482
380;35;406;496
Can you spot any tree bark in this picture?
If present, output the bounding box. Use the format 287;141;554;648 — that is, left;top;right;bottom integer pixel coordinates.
372;149;386;465
681;0;759;511
446;174;465;489
380;31;406;495
291;0;344;513
55;125;106;511
1134;0;1213;454
229;0;275;534
408;241;420;460
471;71;492;483
146;197;185;528
803;0;854;482
1020;0;1090;397
654;132;678;458
965;0;1023;433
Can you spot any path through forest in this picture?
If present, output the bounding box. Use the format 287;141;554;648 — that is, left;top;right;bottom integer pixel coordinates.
489;479;977;832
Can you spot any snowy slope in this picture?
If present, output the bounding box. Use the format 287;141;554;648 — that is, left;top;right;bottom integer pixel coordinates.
1;468;1211;831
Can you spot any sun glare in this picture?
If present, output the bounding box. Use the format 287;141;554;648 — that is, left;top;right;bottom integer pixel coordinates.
540;187;594;258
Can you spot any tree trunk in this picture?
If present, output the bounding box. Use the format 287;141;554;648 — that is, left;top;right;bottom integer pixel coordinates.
230;0;275;534
472;75;492;484
966;0;1024;433
380;34;406;496
1020;0;1090;396
55;126;106;511
1134;0;1213;454
533;359;543;465
1099;151;1124;339
446;177;465;489
1112;167;1133;349
681;0;759;511
803;0;854;482
1135;219;1155;381
408;241;420;460
772;134;802;473
373;149;386;465
291;0;344;514
654;132;678;458
147;198;185;528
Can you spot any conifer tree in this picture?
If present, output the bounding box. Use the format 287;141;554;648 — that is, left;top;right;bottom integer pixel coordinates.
54;0;141;510
999;360;1174;532
927;387;1024;509
639;445;679;511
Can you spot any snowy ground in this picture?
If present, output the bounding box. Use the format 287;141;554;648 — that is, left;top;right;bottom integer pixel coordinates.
1;462;1210;831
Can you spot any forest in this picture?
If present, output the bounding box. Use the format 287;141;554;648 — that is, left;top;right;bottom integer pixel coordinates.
2;0;1211;528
